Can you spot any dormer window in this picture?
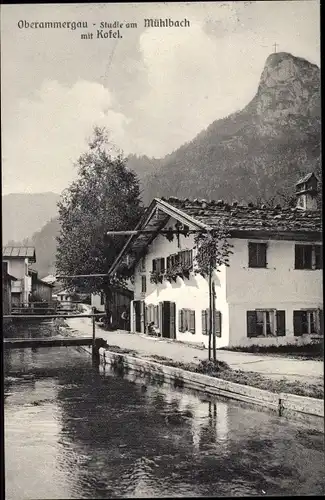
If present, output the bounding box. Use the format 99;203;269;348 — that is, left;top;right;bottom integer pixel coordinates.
295;173;318;211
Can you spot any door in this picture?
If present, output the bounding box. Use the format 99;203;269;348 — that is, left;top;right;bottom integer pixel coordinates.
159;301;176;339
133;301;141;332
133;300;145;333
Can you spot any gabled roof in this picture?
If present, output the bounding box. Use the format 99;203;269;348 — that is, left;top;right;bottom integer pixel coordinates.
42;274;57;284
36;278;54;288
3;271;17;282
109;197;322;275
2;246;36;262
296;172;318;185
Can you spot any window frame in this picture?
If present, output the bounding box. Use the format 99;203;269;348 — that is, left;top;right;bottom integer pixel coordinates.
248;242;267;268
141;275;147;294
293;309;322;336
139;257;146;272
152;257;165;274
295;244;322;270
179;308;196;334
246;309;285;338
202;309;222;337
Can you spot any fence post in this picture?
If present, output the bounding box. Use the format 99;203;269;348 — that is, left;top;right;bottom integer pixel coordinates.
91;306;96;359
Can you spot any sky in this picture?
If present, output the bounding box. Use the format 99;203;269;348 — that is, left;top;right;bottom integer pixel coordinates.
1;1;320;195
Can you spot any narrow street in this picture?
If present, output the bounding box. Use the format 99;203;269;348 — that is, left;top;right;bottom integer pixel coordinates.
66;316;324;383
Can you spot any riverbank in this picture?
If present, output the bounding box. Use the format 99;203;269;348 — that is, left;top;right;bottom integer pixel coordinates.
64;316;323;401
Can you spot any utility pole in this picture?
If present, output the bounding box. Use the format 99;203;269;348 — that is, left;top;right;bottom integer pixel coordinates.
208;260;212;361
212;281;216;362
273;42;278;53
91;306;97;362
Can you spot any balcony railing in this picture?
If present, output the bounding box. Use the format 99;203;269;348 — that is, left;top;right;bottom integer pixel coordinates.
11;280;23;293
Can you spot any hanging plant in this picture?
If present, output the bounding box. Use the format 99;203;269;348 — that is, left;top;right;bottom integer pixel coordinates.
162;223;190;243
150;270;164;284
164;227;175;242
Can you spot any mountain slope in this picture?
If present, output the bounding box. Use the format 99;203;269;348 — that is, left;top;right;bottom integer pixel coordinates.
142;52;321;204
2;192;60;244
14;218;61;278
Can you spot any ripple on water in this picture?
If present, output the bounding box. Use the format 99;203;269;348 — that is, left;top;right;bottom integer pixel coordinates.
4;337;325;499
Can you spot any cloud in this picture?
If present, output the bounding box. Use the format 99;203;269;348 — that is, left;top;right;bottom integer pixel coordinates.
126;1;320;157
2;80;129;193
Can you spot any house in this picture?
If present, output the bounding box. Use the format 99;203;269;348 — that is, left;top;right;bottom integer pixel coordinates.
30;269;54;303
2;246;36;306
109;176;322;348
91;285;134;329
41;274;57;285
2;261;17;314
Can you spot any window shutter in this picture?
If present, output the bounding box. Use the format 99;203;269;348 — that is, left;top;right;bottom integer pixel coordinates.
248;243;257;268
201;310;207;335
315;245;322;270
295;245;303;269
206;308;211;335
189;310;196;334
215;311;222;337
293;311;303;336
178;309;184;332
318;309;323;335
152;259;157;272
144;305;148;327
160;258;165;273
247;311;257;337
276;310;286;336
154;305;159;328
260;244;267;268
159;302;163;332
169;302;176;339
167;256;171;271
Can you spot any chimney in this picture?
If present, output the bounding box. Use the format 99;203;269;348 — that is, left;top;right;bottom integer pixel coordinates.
295;173;319;210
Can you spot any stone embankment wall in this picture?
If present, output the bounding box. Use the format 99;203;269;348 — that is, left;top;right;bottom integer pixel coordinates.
98;348;324;431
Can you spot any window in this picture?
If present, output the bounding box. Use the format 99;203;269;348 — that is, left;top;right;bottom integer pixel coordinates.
146;304;155;324
295;244;322;270
2;261;8;274
248;242;267;268
152;258;165;273
202;309;221;337
293;310;323;336
141;276;147;293
167;253;179;271
179;309;195;333
247;310;286;337
140;257;146;272
178;250;193;269
100;292;105;305
202;309;222;337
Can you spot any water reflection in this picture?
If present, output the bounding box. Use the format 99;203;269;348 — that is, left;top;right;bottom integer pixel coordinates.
4;331;325;499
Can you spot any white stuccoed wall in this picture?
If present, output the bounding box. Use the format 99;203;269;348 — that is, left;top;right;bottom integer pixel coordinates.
226;238;323;346
132;216;229;348
91;293;105;311
3;258;32;302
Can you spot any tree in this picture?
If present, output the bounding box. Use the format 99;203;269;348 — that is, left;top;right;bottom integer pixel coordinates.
194;226;233;361
56;126;144;323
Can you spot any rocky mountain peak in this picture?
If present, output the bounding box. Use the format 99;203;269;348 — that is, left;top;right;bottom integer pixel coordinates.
252;52;320;120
